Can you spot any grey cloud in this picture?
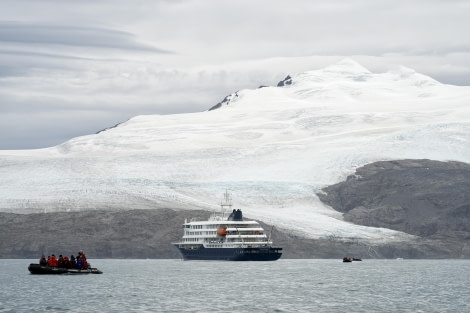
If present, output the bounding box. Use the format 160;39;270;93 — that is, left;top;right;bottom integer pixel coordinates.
401;45;470;57
0;110;131;149
0;49;105;61
0;21;173;53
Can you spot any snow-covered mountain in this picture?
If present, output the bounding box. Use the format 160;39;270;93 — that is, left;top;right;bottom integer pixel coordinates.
1;59;470;244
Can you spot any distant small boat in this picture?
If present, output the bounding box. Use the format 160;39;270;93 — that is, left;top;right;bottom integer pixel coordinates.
28;263;103;274
343;257;362;262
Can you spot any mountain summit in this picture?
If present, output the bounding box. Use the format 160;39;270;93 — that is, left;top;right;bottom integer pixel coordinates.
1;59;470;245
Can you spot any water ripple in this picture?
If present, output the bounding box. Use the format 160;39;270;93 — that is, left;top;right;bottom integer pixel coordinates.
1;259;469;312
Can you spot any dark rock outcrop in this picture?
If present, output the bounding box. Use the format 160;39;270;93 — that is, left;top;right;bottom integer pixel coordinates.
317;159;470;257
0;209;301;259
2;206;468;259
0;208;434;259
5;208;383;259
277;75;292;87
208;92;239;111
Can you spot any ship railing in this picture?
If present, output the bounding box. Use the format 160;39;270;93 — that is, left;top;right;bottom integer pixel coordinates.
223;241;273;245
225;227;263;231
208;211;231;221
226;234;267;239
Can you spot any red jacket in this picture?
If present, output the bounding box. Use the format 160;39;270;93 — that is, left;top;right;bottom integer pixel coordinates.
48;255;58;267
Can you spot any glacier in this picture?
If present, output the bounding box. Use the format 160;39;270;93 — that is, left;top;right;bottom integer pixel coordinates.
1;58;470;244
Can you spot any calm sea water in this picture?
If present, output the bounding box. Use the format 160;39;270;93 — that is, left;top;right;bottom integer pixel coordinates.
1;259;469;313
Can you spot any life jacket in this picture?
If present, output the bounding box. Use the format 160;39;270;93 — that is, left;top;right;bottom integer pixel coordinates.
81;253;88;269
49;255;58;267
63;256;72;269
58;256;64;268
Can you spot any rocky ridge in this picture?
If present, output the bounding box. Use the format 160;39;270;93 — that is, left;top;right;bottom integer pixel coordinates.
317;159;470;258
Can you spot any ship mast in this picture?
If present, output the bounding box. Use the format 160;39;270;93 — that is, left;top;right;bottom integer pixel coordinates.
220;189;232;215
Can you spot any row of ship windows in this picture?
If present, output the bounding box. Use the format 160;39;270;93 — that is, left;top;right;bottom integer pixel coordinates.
183;238;265;243
184;225;255;229
185;225;203;229
185;231;213;236
185;231;264;236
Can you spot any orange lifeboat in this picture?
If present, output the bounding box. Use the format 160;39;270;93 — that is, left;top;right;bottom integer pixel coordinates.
217;227;227;237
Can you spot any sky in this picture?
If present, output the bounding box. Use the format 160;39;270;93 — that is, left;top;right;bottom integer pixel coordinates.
1;0;469;149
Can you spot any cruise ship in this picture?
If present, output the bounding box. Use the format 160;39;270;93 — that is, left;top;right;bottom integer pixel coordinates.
172;191;282;261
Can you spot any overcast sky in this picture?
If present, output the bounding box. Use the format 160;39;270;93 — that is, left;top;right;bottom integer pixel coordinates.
1;0;469;149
